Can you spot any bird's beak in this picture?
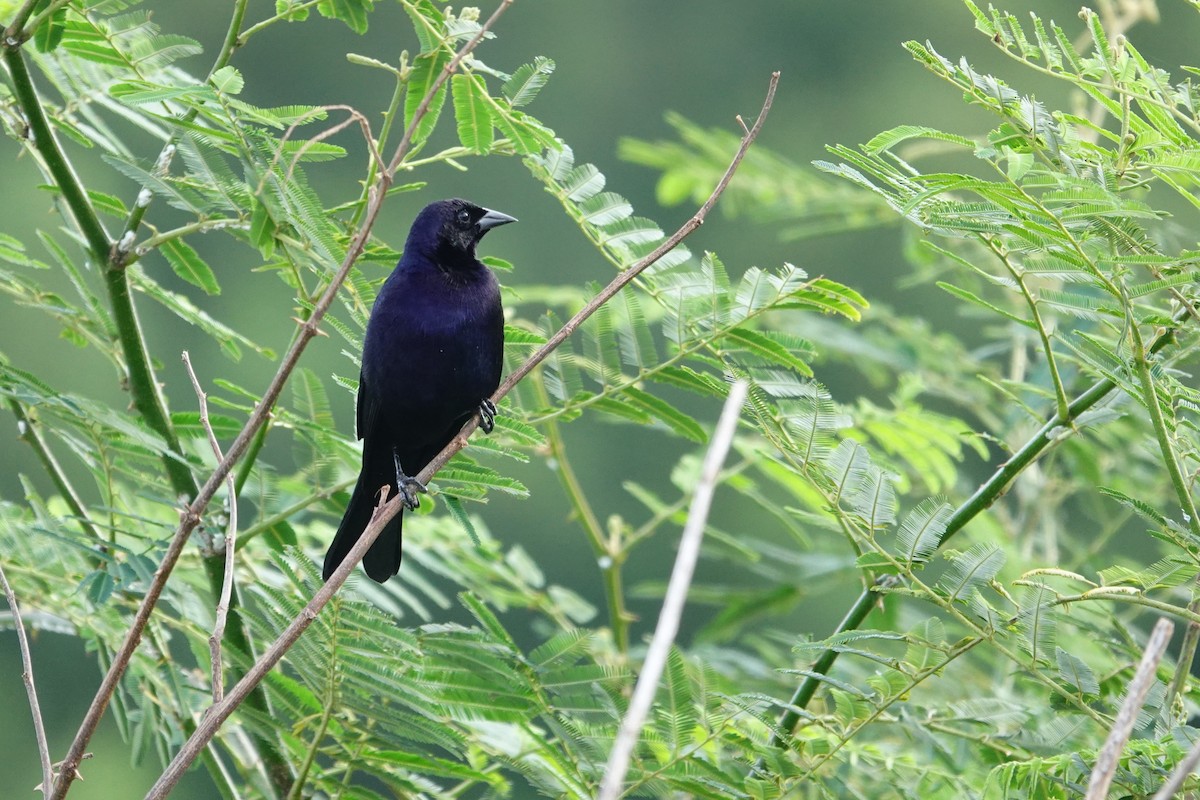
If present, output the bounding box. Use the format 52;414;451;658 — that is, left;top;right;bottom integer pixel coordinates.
478;208;518;232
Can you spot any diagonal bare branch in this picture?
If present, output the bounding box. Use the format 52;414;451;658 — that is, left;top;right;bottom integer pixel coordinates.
49;4;516;797
141;70;779;800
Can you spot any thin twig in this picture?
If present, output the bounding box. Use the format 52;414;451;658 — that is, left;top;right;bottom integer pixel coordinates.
0;560;53;795
1;0;37;42
143;72;779;800
1086;617;1173;800
8;399;106;545
493;72;779;406
388;0;513;176
533;376;631;653
259;104;386;193
182;351;238;705
50;5;514;796
598;380;747;800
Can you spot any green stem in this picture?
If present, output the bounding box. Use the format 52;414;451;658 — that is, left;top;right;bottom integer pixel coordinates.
535;375;631;654
347;74;407;229
233;421;270;498
768;576;896;750
4;47;198;497
1127;315;1200;541
3;49;109;259
236;0;324;45
984;236;1070;420
6;18;289;798
1168;591;1200;712
235;477;354;552
1048;589;1200;625
212;0;250;72
287;699;333;799
764;309;1193;754
1127;303;1200;713
20;0;71;40
395;145;477;171
287;603;338;800
939;299;1188;551
123;218;246;265
8;398;105;546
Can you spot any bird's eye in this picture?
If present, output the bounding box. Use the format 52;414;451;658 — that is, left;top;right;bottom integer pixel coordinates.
457;209;472;224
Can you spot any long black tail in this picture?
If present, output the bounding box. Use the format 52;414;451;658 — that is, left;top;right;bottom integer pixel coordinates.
323;467;403;583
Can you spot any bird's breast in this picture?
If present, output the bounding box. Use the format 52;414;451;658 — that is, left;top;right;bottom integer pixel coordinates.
360;266;503;429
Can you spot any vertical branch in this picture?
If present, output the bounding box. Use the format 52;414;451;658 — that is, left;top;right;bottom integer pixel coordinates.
1125;301;1200;715
0;560;53;796
182;352;238;705
1126;308;1200;542
534;376;631;653
598;381;747;800
1167;589;1200;710
2;47;197;500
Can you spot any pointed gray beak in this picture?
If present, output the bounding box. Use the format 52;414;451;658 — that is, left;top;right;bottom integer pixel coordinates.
478;208;517;232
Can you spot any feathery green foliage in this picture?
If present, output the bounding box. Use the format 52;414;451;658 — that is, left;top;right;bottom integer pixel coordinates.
5;1;1200;798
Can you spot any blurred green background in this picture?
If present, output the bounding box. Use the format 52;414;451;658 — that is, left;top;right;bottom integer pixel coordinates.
1;0;1190;796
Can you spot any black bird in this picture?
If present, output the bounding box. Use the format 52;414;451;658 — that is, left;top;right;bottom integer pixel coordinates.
323;198;515;582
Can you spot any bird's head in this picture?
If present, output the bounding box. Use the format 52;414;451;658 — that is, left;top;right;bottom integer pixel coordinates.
408;198;517;269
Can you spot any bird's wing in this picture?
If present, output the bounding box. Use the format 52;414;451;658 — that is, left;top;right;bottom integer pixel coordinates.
356;367;374;441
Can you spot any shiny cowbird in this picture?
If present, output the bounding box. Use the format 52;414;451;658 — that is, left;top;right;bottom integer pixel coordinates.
323;198;515;582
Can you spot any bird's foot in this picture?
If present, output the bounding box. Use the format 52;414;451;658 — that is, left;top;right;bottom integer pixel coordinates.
478;398;497;434
393;450;427;510
398;476;427;510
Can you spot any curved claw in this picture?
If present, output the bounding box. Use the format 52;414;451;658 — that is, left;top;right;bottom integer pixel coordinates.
478;398;497;434
393;449;427;510
398;476;427;510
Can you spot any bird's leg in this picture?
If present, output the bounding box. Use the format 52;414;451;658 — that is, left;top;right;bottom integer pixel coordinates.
478;398;497;434
392;448;427;510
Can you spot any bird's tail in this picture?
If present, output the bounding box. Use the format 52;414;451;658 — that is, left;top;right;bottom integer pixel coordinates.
323;466;403;583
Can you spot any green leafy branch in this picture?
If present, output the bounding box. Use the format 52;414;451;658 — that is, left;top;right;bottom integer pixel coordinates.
141;69;780;800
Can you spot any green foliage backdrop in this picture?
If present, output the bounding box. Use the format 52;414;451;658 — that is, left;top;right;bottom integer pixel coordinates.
3;0;1200;798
